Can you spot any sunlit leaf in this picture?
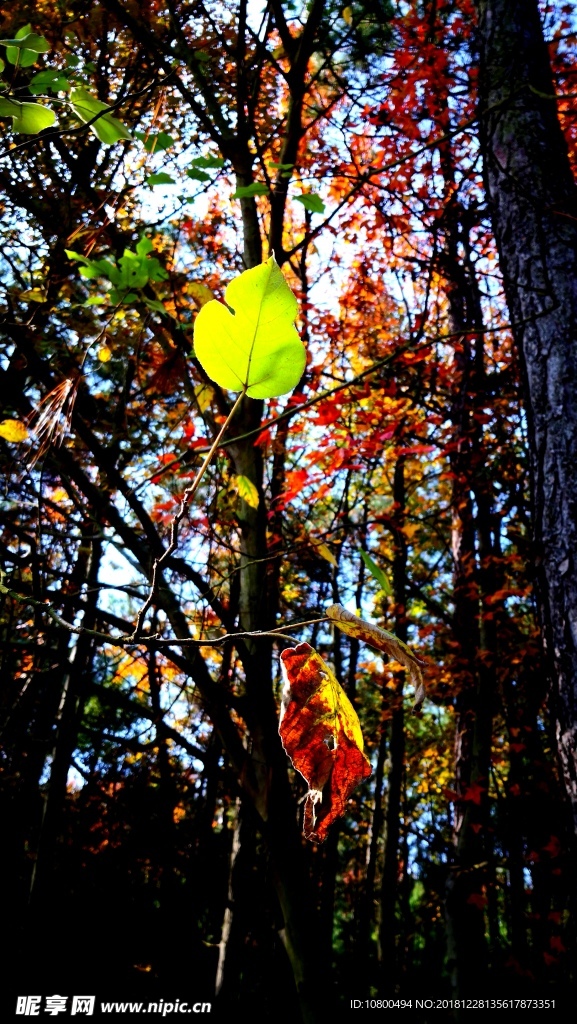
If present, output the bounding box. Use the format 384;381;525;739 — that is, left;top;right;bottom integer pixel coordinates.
20;288;46;302
193;255;306;399
29;69;70;94
0;97;55;134
135;236;154;257
279;642;372;842
69;87;132;144
231;474;259;509
0;31;50;52
193;383;214;412
1;26;50;67
326;604;426;712
188;282;215;308
97;345;112;362
0;419;30;442
313;541;338;566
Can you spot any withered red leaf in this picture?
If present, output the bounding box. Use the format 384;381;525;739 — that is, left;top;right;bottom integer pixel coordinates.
279;642;372;842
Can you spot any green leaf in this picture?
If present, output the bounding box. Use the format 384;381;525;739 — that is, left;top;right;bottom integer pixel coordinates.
6;48;45;68
193;255;306;399
143;298;169;316
313;541;338;566
294;193;325;214
0;57;5;73
69;87;132;144
186;168;211;182
191;155;224;169
0;31;50;52
109;289;138;304
360;550;392;596
64;248;92;265
135;235;154;257
2;27;50;66
233;183;270;198
268;161;294;170
146;172;175;186
135;130;174;153
0;97;55;134
29;69;70;95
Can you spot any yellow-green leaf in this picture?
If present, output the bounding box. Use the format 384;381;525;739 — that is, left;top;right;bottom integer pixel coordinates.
193;256;306;399
313;541;338;567
69;87;132;144
193;383;214;412
232;474;259;509
0;419;29;442
188;282;215;308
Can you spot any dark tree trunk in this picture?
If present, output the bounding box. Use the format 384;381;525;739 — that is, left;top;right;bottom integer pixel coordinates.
29;527;103;911
474;0;577;826
378;455;407;992
435;108;497;996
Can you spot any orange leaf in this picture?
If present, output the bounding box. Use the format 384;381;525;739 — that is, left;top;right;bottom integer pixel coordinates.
279;643;372;842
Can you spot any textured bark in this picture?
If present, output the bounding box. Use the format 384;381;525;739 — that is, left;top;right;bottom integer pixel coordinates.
475;0;577;824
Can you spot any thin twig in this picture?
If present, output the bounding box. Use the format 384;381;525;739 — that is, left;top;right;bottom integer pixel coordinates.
0;574;329;650
129;389;246;640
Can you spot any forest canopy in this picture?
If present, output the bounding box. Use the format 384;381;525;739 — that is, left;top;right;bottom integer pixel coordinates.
1;1;576;1020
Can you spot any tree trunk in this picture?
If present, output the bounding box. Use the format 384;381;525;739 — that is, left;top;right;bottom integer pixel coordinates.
378;455;407;992
29;528;102;911
474;0;577;826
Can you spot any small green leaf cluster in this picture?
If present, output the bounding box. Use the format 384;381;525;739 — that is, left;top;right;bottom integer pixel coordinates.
0;25;131;141
65;236;169;307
